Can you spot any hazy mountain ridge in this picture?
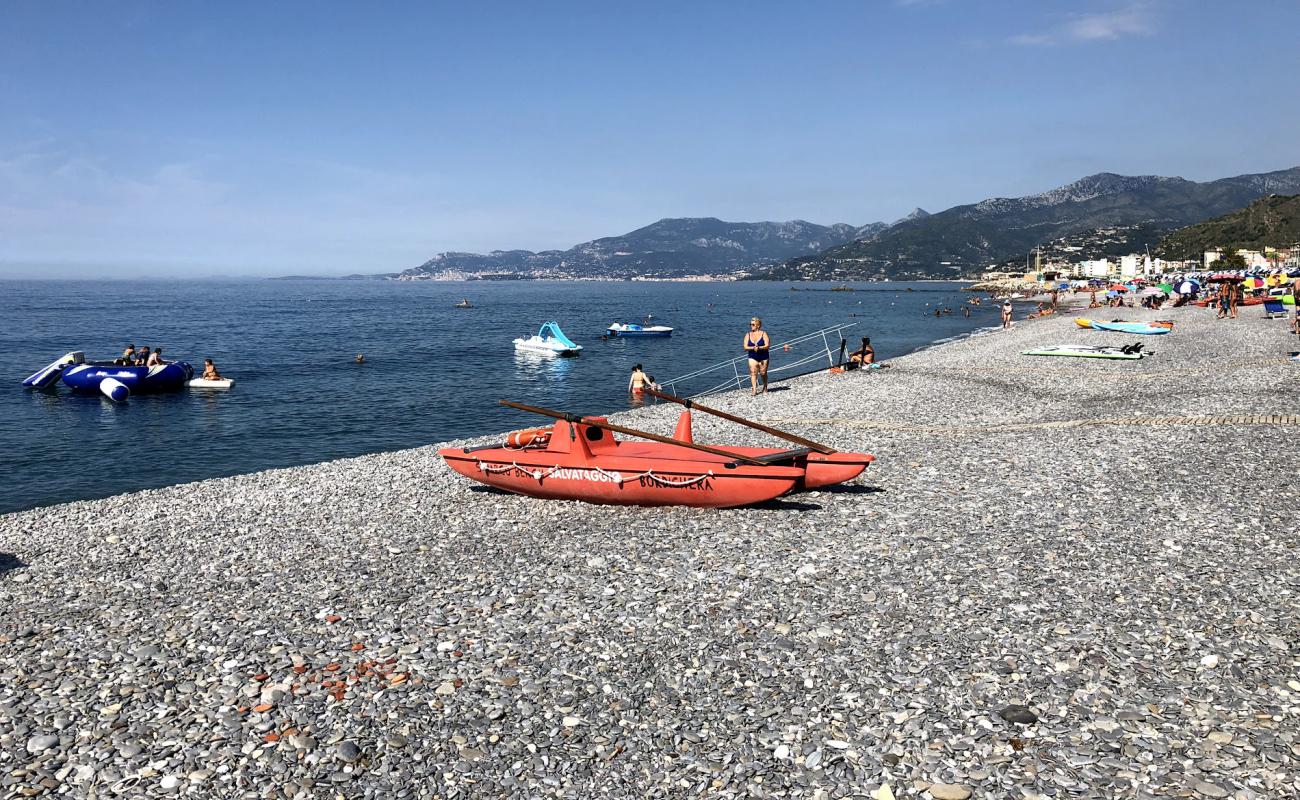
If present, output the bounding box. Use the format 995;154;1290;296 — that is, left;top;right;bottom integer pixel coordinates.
399;217;887;279
758;166;1300;280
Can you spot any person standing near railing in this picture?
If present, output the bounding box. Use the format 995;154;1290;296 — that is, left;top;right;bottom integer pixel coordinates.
744;317;770;395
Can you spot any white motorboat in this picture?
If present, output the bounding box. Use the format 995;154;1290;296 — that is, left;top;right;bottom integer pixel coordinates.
513;321;582;356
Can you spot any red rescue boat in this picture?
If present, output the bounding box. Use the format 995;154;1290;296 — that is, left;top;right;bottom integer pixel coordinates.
437;398;874;508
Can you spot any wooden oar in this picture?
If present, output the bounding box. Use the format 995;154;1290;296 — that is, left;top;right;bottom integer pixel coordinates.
499;400;768;466
645;388;835;454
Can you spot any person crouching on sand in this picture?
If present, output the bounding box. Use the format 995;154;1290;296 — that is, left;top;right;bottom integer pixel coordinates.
848;337;874;369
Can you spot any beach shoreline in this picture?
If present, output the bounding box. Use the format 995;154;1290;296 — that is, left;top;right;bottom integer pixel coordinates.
2;296;1297;798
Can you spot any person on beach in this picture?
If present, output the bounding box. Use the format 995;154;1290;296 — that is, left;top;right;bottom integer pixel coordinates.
744;317;770;395
1089;290;1100;308
1230;283;1242;319
848;337;875;369
1293;277;1300;335
202;359;223;380
147;347;164;367
1000;301;1013;329
628;363;649;395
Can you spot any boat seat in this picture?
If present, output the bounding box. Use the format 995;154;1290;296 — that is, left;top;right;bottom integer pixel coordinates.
742;447;814;464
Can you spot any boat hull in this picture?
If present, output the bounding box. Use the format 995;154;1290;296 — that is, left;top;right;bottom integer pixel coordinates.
607;324;673;337
514;338;582;356
439;417;873;507
440;419;807;508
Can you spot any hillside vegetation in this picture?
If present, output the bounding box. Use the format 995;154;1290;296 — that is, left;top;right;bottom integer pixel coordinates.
1155;194;1300;259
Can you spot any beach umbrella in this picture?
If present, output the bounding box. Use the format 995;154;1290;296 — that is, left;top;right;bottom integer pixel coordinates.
1058;282;1070;290
1157;283;1174;293
1176;280;1200;294
1109;283;1128;292
1244;277;1265;289
1139;286;1166;296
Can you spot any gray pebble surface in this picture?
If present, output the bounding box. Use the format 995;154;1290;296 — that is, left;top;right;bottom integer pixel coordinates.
1;297;1297;799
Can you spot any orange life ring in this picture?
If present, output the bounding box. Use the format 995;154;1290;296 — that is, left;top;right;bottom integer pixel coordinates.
506;428;552;448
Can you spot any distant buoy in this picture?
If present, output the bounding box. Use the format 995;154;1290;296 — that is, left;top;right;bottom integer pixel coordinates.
355;354;365;364
100;377;129;403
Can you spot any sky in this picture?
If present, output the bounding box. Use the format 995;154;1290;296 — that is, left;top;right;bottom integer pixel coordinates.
2;0;1298;277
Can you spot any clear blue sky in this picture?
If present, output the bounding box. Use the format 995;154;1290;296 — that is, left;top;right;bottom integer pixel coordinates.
2;1;1298;276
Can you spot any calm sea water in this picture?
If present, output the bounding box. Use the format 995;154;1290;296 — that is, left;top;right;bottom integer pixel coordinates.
0;279;996;514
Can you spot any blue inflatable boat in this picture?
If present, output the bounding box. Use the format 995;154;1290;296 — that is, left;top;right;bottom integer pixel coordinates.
24;351;194;402
61;362;193;400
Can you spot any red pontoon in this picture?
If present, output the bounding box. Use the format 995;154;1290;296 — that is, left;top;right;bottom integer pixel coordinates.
437;398;874;508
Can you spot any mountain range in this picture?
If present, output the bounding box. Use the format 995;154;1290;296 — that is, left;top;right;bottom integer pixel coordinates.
757;167;1300;280
396;166;1300;281
398;218;889;279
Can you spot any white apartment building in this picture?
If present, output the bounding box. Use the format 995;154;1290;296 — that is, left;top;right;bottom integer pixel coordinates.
1080;259;1114;278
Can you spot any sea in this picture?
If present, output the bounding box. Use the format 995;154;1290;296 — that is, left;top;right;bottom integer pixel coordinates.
0;279;1000;514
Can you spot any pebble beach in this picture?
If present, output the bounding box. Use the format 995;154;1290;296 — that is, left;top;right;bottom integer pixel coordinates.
2;299;1297;799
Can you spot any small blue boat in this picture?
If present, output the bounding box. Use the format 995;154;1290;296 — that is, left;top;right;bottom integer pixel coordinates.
607;322;673;338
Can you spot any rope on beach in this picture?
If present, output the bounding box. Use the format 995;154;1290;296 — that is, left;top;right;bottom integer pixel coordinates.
758;414;1300;434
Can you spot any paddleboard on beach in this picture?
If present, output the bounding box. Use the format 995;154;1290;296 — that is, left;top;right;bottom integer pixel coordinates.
1087;321;1170;335
1022;345;1145;360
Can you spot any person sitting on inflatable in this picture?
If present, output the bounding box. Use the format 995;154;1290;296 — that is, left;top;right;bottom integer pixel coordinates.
202;359;223;381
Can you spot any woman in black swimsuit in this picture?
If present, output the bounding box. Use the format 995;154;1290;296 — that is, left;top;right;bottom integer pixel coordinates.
744;317;770;395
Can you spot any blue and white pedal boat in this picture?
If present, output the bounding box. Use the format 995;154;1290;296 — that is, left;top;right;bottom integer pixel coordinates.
607;322;673;338
514;321;583;356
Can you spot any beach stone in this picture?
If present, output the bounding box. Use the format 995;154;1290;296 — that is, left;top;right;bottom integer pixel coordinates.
2;297;1297;800
928;784;972;800
26;735;58;754
997;704;1039;725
